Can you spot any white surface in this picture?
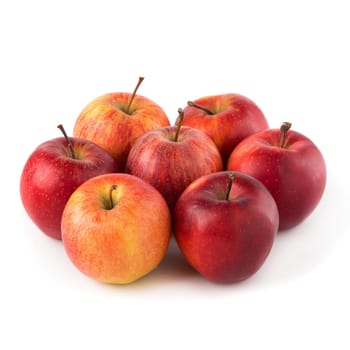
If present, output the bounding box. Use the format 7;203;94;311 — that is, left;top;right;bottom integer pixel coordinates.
1;1;349;349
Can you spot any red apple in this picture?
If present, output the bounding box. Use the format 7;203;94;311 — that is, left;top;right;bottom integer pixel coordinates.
20;125;120;240
73;77;170;169
180;93;269;164
61;173;171;284
125;109;223;211
174;171;279;284
227;122;327;230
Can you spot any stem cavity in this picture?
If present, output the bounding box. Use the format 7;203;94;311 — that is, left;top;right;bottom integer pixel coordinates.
125;76;144;114
174;108;184;142
279;122;292;148
187;101;214;115
57;124;76;159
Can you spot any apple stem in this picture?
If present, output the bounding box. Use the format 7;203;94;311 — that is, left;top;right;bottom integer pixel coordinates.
109;184;118;209
57;124;76;159
226;172;234;200
174;108;184;142
125;77;144;114
279;122;292;148
187;101;214;115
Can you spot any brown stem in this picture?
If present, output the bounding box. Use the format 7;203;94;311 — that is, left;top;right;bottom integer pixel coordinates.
174;108;184;142
226;172;234;200
187;101;214;115
109;184;118;209
279;122;292;148
57;124;75;159
125;77;144;114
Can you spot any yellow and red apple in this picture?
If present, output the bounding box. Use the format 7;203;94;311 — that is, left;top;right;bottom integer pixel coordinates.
61;173;172;284
73;77;170;170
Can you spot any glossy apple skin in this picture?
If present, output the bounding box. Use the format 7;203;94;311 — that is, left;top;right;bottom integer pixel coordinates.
125;126;223;211
174;171;279;284
61;173;171;284
73;92;170;169
20;137;120;240
181;94;269;164
227;128;327;230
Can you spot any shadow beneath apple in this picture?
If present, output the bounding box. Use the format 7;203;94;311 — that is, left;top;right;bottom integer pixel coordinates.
152;237;198;279
136;236;201;287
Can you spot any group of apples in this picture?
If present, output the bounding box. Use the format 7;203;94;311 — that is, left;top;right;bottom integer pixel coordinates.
20;77;327;284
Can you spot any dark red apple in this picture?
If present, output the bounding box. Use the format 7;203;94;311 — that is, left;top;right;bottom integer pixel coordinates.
20;125;120;240
227;122;327;230
125;109;223;211
180;93;269;164
174;171;279;284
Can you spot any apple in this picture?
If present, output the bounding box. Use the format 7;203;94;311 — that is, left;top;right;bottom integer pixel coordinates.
61;173;171;284
179;93;269;164
174;171;279;284
20;125;120;240
125;109;223;211
73;77;170;170
227;122;327;230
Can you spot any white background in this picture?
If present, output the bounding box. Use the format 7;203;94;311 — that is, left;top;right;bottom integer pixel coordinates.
1;0;349;349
